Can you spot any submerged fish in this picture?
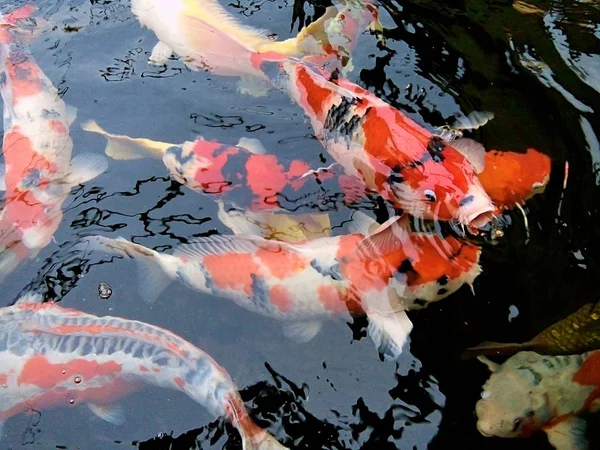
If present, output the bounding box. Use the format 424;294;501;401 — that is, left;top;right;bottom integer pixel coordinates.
465;302;600;357
81;211;481;359
0;6;107;283
80;120;335;211
130;0;380;93
0;293;287;450
476;351;600;450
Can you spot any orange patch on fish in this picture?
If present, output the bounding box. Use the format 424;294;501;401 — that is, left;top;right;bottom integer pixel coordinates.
256;246;307;279
48;120;68;135
0;374;8;385
17;356;122;389
245;155;287;207
139;366;149;372
203;253;260;295
296;66;334;119
572;351;600;386
269;284;292;312
478;148;551;208
317;285;347;314
174;377;185;388
406;235;480;286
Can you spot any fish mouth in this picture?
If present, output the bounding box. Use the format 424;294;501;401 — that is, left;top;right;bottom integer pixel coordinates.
467;208;496;229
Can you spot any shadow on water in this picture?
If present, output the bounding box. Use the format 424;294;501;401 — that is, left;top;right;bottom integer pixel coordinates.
0;0;599;448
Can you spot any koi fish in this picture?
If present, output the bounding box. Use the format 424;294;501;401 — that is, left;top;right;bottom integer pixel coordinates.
0;6;107;283
81;211;481;359
254;57;496;229
465;302;600;358
80;120;334;211
476;351;600;450
0;293;287;450
130;0;380;94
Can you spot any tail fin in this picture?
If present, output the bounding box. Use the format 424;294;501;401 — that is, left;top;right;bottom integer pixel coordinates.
242;432;289;450
81;120;172;161
80;236;172;303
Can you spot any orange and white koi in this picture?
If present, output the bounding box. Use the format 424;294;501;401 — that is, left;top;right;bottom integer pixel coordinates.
81;120;332;211
0;6;107;283
477;351;600;450
255;58;496;229
81;211;481;359
0;293;287;450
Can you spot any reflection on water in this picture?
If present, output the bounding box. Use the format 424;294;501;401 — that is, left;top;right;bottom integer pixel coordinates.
0;0;599;448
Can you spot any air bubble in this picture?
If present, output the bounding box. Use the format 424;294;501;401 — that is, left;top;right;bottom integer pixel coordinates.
74;376;82;384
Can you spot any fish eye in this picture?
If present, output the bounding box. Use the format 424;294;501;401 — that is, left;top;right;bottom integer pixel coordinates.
424;189;436;202
511;417;523;432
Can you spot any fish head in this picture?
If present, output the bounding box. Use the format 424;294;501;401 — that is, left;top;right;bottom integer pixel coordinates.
390;148;495;230
475;352;553;439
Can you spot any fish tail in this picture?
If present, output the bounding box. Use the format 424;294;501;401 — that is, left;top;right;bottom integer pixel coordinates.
224;394;288;450
81;120;172;161
80;236;172;303
461;341;532;359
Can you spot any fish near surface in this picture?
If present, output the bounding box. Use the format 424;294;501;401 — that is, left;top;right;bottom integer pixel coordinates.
0;293;287;450
476;351;600;450
130;0;380;90
465;302;600;358
81;211;481;359
81;121;335;211
256;60;496;230
0;6;107;283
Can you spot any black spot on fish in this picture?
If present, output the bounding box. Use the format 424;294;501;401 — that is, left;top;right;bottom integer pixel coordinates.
323;96;365;140
397;258;415;274
250;274;271;312
426;136;446;163
166;145;195;167
0;71;7;86
41;108;61;119
437;288;448;296
311;259;342;281
517;366;542;385
437;275;449;286
459;195;474;207
414;298;428;307
329;68;340;83
184;358;212;385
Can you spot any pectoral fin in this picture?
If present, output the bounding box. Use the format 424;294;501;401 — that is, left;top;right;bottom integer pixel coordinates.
88;403;125;425
367;310;413;360
283;320;323;343
545;416;588;450
63;153;109;186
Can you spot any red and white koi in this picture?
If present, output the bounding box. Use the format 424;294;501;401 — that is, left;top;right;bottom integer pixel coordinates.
81;211;481;359
0;293;287;450
254;58;496;230
476;351;600;450
0;6;107;283
81;120;328;211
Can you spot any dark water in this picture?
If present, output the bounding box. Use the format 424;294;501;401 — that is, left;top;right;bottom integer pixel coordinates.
1;0;599;449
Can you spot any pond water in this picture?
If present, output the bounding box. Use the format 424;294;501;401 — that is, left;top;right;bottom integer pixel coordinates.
0;0;599;449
